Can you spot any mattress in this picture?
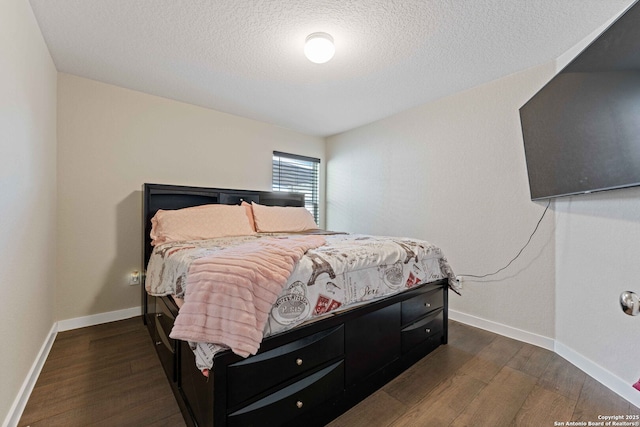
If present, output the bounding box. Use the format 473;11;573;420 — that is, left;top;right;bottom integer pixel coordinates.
146;233;457;370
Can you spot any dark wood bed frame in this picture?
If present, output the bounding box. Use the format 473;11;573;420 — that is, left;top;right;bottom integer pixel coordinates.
142;183;449;427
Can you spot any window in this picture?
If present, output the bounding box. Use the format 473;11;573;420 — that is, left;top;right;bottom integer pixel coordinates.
272;151;320;223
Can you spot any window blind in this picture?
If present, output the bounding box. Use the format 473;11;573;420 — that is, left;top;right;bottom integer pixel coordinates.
272;151;320;223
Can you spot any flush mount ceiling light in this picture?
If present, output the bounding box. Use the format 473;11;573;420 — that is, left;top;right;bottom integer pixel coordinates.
304;32;335;64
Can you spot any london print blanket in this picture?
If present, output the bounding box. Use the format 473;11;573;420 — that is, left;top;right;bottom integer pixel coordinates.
147;233;458;370
168;235;326;357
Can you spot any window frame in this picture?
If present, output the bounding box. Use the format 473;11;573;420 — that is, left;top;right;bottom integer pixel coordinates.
272;151;321;224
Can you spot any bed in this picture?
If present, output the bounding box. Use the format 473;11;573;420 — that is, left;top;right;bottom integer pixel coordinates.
141;183;456;427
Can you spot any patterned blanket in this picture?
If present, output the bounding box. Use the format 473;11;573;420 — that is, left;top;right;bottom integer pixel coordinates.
168;235;325;357
146;233;458;369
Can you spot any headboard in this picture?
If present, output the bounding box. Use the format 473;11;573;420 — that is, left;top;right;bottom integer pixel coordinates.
142;183;305;269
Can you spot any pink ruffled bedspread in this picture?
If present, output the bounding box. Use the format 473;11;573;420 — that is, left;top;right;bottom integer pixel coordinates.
169;235;326;357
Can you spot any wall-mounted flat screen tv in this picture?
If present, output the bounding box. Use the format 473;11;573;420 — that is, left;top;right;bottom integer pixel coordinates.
519;0;640;200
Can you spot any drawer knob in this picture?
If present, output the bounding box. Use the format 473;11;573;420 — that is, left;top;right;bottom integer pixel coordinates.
296;401;303;409
296;358;303;366
424;303;431;308
425;328;431;334
156;313;163;318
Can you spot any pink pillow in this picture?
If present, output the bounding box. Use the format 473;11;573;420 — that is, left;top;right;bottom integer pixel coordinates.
251;202;318;233
150;204;255;245
241;201;256;232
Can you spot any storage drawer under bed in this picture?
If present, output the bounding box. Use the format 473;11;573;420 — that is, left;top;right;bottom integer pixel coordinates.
401;288;444;325
227;325;344;408
154;297;177;381
401;309;444;353
227;360;344;427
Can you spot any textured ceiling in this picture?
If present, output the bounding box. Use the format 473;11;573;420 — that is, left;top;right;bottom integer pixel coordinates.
30;0;635;137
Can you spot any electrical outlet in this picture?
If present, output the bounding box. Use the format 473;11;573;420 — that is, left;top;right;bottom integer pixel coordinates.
129;271;140;286
455;275;463;289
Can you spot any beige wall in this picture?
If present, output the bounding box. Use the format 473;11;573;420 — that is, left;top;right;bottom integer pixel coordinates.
555;189;640;405
326;9;640;405
56;74;325;321
326;62;558;339
0;0;57;423
551;9;640;407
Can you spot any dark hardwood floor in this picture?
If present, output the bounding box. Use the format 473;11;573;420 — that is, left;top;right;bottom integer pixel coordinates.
19;318;639;426
19;318;184;427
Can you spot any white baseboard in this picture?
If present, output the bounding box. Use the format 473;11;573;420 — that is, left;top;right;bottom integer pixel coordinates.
449;309;640;409
449;309;555;351
555;341;640;410
2;323;58;427
57;306;141;332
3;306;141;427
